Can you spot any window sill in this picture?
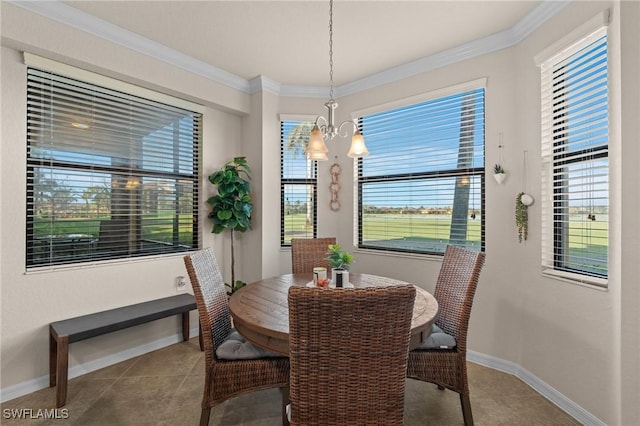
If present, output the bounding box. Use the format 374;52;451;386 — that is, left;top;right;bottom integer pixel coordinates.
353;247;443;262
541;268;608;291
24;251;189;274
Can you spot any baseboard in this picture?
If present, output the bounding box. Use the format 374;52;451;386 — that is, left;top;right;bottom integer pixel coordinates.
467;350;606;426
0;326;200;403
0;332;605;426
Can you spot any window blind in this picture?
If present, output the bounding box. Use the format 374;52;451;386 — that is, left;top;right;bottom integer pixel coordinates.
281;120;317;245
26;67;201;268
357;88;485;255
540;30;609;284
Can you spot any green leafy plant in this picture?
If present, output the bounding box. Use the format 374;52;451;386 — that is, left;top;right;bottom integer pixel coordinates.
207;157;252;295
515;192;528;243
494;163;506;174
326;244;355;271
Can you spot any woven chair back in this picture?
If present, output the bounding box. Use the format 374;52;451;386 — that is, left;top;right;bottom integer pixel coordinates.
183;248;232;366
433;245;486;345
291;237;336;274
288;285;416;425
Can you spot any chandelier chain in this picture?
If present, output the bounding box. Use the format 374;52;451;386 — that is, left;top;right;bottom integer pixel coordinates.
304;0;368;160
328;0;334;100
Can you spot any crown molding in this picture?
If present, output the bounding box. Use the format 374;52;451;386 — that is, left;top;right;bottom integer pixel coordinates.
335;0;571;98
249;75;281;96
510;0;572;45
336;30;513;98
8;0;251;93
9;0;570;99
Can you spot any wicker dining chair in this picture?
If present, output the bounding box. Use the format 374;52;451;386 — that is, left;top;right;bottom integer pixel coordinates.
290;237;336;274
184;248;290;426
288;285;416;426
406;245;485;426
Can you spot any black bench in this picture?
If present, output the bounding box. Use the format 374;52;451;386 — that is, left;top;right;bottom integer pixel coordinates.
49;293;201;407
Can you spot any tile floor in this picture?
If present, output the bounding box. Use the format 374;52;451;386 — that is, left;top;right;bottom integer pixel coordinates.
1;338;580;425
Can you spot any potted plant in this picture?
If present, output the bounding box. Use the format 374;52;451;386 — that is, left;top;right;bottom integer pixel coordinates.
493;163;507;184
515;192;529;243
326;244;354;287
207;157;253;295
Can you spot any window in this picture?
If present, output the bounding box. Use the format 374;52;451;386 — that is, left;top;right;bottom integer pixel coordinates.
26;67;201;268
539;27;609;285
356;87;485;255
280;120;318;246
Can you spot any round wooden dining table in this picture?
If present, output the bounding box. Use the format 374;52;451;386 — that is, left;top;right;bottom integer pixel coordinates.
229;273;439;356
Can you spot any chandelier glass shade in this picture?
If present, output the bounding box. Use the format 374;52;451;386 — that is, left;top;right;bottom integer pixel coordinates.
304;0;369;161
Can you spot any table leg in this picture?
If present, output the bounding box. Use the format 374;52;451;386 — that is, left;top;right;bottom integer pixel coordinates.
55;336;69;408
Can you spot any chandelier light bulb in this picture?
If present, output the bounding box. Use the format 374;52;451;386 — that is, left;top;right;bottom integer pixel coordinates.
347;130;369;158
305;125;329;161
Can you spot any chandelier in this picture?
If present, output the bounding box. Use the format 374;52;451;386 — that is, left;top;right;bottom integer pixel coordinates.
305;0;369;161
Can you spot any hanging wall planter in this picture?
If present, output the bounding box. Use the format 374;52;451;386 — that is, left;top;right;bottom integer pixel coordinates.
493;164;507;184
515;192;529;243
515;150;535;242
520;193;534;206
494;134;507;184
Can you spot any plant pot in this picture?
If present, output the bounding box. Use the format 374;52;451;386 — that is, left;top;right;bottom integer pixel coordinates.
493;173;507;184
331;269;349;288
520;193;534;206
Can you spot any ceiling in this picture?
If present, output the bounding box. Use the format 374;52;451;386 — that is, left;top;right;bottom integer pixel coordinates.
62;1;543;89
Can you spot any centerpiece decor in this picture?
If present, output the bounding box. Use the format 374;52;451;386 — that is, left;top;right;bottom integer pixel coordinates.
326;244;354;287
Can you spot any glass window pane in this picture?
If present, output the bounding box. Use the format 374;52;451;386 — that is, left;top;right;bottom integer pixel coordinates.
26;68;201;268
282;184;316;245
281;120;317;246
357;88;485;255
542;33;609;281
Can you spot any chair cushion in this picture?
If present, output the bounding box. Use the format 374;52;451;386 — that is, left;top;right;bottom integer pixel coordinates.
416;324;457;350
215;330;282;360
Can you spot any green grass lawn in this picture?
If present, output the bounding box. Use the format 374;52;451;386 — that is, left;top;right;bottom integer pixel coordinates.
361;214;482;243
36;212;608;269
282;213;314;243
32;213;194;245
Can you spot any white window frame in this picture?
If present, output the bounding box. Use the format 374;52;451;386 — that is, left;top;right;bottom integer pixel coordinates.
24;54;203;270
352;80;486;256
279;115;318;246
536;11;611;287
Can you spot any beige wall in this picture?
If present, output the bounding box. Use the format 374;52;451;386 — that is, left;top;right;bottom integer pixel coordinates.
2;1;639;424
276;2;636;424
618;1;640;424
0;2;245;395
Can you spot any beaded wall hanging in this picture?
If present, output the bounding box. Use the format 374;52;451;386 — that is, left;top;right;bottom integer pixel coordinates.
329;159;341;212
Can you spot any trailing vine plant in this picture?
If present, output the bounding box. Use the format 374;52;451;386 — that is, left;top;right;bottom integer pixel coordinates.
515;192;528;243
207;157;253;295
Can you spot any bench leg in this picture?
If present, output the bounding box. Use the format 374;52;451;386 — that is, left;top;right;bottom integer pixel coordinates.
181;312;190;342
182;312;204;351
55;336;69;408
49;333;57;387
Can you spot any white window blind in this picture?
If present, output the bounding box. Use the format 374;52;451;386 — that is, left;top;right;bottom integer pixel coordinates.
540;28;609;285
357;88;485;255
281;120;317;245
26;67;201;268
